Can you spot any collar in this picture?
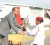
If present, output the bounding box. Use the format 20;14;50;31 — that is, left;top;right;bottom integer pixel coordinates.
11;12;15;18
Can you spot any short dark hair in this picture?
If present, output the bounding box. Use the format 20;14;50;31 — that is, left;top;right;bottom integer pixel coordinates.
40;20;44;23
12;7;19;11
37;19;44;23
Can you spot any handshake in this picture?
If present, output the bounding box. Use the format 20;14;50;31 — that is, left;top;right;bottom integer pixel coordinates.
19;24;27;35
20;27;26;35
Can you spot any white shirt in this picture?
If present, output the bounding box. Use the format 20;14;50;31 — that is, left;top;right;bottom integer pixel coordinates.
26;23;45;45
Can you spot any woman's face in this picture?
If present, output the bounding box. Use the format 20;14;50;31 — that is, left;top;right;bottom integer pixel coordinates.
35;20;40;25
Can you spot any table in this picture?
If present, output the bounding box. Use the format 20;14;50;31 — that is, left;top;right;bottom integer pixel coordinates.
8;34;34;44
45;30;50;36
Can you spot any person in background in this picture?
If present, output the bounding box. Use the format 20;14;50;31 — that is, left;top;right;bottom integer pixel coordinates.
0;7;23;45
25;17;45;45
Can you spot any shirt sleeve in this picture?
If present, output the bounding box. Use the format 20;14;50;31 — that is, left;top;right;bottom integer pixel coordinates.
26;27;38;35
26;28;32;35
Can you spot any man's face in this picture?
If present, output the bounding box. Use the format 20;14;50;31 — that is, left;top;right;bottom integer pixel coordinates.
35;20;40;25
13;8;19;16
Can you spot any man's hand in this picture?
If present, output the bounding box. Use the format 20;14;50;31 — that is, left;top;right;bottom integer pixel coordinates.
20;31;26;35
20;28;26;35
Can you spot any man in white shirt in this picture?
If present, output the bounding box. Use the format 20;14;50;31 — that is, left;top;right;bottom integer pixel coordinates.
26;17;45;45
